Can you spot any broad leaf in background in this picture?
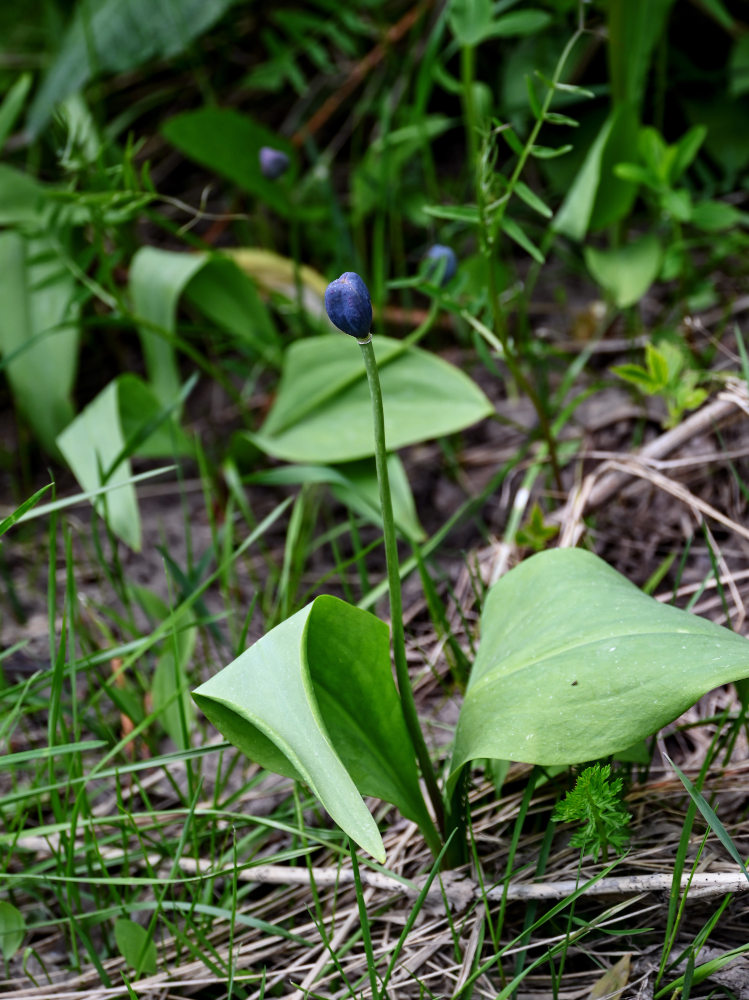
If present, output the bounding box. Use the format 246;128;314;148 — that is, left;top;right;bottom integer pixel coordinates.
553;107;638;240
607;0;677;110
130;248;282;399
57;375;191;549
184;255;281;367
26;0;242;137
584;233;662;309
194;596;436;862
0;231;79;454
250;335;493;464
162;108;294;217
228;247;329;327
130;247;206;406
0;901;25;961
248;453;425;542
449;549;749;782
114;917;157;975
447;0;493;47
0;73;31;152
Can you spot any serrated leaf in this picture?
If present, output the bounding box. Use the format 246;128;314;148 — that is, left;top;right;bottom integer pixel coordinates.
449;549;749;779
194;596;436;861
249;335;493;464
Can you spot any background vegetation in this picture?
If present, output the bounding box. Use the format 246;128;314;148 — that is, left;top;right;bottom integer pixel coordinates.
2;0;749;996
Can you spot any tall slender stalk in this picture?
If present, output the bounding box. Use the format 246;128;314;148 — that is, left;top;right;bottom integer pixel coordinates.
358;334;445;847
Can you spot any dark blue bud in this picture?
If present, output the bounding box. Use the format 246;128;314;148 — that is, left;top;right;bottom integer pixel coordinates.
424;244;458;286
259;146;290;180
324;272;373;338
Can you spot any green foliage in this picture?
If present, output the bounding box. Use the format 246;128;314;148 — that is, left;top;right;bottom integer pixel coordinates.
57;375;192;549
515;502;559;552
0;230;80;454
162;109;295;218
0;900;25;961
197;548;749;858
114;917;157;975
194;596;437;862
552;763;631;863
612;339;708;427
584;233;663;309
249;334;493;464
26;0;242;137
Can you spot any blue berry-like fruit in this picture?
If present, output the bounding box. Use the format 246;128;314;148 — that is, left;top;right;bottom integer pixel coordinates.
259;146;290;180
324;272;373;339
424;244;458;286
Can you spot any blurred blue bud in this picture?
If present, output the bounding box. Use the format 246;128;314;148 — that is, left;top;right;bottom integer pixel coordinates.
259;146;290;180
324;272;373;339
424;244;458;286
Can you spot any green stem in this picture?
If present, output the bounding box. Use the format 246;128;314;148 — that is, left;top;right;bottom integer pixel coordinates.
359;335;445;851
460;44;478;172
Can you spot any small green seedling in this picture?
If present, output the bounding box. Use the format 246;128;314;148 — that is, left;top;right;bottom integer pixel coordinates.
612;338;708;427
553;763;631;863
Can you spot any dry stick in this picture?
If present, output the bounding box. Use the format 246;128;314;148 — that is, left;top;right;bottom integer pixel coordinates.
172;860;749;906
15;835;748;907
554;382;749;548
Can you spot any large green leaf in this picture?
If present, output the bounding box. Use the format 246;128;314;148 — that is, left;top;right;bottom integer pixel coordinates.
193;596;434;862
584;233;662;309
450;549;749;780
130;248;282;402
553;107;638;240
249;335;493;464
26;0;242;137
162;108;294;217
57;374;191;549
130;247;206;406
0;901;25;961
0;230;79;454
184;255;281;367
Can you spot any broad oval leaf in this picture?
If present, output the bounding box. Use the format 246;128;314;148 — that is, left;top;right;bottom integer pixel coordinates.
193;596;434;862
0;230;79;454
249;335;493;464
584;233;663;309
114;917;157;975
162;108;294;217
57;374;191;549
450;549;749;778
0;901;25;961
